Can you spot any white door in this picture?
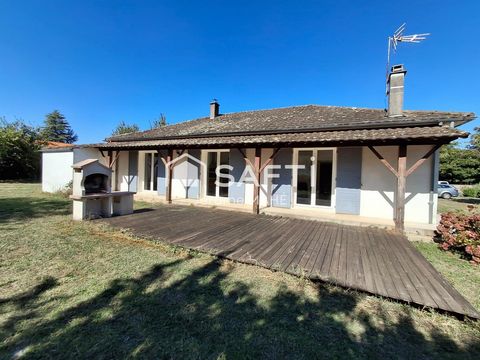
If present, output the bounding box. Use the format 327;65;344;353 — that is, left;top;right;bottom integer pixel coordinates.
293;149;335;208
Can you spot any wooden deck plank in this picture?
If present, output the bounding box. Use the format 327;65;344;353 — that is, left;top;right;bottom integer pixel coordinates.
235;218;292;262
101;205;480;319
283;220;324;274
327;225;343;283
371;229;414;303
216;217;284;260
357;228;376;293
315;225;337;279
295;221;327;273
361;230;389;298
266;219;315;271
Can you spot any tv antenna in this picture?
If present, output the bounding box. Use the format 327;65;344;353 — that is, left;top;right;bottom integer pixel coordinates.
386;23;430;84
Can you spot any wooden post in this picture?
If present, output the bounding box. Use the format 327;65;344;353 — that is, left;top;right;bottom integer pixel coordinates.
253;147;261;214
395;145;407;232
107;150;113;168
166;149;173;204
368;144;441;234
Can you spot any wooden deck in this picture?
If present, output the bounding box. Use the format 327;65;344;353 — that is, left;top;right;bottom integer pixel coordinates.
103;205;479;319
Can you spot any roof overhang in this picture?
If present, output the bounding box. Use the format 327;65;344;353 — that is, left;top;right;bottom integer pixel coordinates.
80;126;469;151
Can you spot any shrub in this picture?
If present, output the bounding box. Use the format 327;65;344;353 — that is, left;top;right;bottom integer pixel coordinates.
54;180;73;198
462;185;480;198
436;210;480;265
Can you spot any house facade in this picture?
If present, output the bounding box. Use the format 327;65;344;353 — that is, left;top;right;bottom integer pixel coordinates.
108;143;441;227
47;66;475;232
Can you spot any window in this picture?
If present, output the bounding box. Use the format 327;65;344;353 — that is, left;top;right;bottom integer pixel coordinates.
143;152;159;191
294;149;335;207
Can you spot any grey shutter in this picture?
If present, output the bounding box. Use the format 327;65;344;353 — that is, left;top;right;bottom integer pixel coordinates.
336;147;362;215
272;148;293;208
229;149;246;204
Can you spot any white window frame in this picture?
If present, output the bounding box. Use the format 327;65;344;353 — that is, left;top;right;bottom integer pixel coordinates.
201;149;230;199
138;151;158;193
292;147;337;210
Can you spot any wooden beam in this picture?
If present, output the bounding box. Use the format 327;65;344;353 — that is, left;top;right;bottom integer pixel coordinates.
109;151;121;169
368;146;398;178
252;147;261;214
395;145;407;233
165;149;173;204
236;148;247;159
237;148;255;171
406;144;441;177
259;148;281;173
107;150;112;165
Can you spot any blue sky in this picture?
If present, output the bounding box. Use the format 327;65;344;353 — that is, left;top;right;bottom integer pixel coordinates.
0;0;478;144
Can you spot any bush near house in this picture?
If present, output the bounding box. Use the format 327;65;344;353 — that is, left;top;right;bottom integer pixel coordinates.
462;185;480;198
436;210;480;265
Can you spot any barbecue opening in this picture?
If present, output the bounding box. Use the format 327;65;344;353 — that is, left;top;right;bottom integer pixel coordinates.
84;173;109;194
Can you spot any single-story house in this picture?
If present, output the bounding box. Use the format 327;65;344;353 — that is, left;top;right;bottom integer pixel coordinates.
43;65;475;232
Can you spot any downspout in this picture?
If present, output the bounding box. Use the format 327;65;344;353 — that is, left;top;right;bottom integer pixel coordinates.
428;149;440;224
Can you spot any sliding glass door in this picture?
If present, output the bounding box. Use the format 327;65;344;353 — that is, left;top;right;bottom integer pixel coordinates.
142;152;159;191
206;150;229;198
294;149;334;207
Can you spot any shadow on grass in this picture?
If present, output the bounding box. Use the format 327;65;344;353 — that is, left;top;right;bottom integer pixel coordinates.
1;258;478;359
0;197;70;223
0;277;57;308
452;198;480;205
132;208;156;214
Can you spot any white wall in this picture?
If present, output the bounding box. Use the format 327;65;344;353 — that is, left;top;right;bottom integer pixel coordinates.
259;148;273;208
42;147;115;193
360;145;436;224
172;151;187;199
116;151;130;191
73;148;106;165
244;148;255;205
42;151;74;193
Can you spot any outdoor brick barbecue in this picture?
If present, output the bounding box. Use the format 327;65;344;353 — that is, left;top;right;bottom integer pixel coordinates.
70;159;135;220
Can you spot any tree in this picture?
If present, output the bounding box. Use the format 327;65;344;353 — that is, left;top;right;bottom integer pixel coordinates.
468;126;480;151
439;144;480;184
40;110;78;144
0;118;41;180
111;121;140;136
150;113;167;129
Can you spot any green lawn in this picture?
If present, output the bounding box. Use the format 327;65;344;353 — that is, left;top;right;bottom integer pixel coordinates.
438;198;480;214
1;184;479;359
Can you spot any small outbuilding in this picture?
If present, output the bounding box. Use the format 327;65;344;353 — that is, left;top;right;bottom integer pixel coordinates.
40;142;106;193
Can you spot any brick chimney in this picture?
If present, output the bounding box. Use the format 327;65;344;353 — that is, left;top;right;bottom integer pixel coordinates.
210;99;219;119
387;64;407;117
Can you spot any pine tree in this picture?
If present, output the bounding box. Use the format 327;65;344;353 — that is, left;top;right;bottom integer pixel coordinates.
41;110;78;144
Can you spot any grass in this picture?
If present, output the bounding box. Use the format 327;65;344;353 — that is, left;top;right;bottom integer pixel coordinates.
438;198;480;214
0;184;479;359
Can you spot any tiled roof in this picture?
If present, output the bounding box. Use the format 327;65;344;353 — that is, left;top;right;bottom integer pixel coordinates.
108;105;474;142
45;141;73;148
88;126;468;149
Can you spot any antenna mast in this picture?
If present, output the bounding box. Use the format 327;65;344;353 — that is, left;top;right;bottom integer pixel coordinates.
386;23;430;92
